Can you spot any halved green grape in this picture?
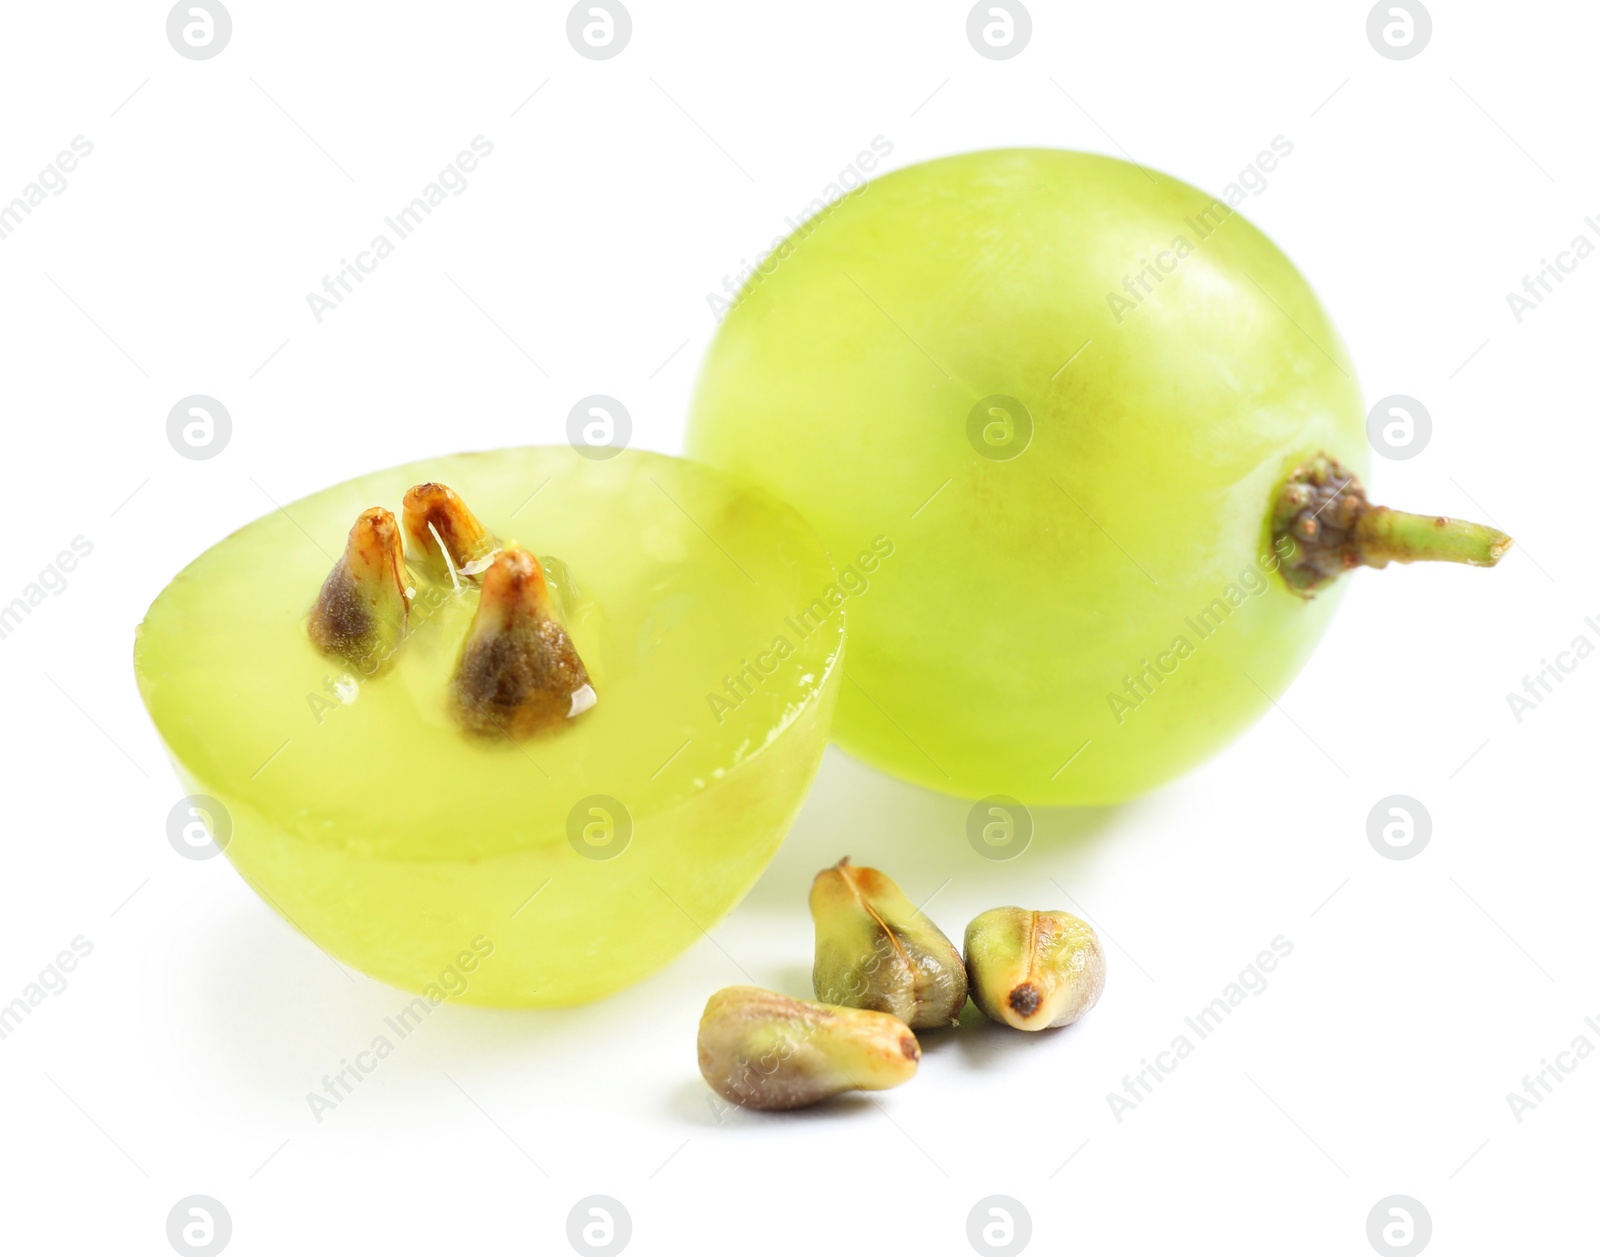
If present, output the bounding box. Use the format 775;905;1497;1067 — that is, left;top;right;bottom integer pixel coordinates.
688;148;1509;805
134;447;844;1006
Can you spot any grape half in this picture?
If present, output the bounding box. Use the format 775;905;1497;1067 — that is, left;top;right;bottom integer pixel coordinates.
688;148;1506;805
135;447;844;1005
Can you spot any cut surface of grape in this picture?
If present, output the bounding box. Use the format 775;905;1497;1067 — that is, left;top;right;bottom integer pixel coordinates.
135;447;844;1005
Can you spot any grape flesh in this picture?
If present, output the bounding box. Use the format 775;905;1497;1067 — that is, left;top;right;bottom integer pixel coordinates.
135;447;844;1005
689;148;1363;805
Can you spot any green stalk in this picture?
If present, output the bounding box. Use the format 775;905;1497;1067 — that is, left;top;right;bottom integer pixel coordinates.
1354;508;1513;570
1272;453;1514;596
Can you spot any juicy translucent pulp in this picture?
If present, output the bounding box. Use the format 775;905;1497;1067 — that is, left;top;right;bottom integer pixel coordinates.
135;448;844;1005
689;148;1364;805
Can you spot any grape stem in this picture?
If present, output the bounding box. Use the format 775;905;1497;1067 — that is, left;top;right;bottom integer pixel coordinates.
1354;509;1512;569
1272;454;1513;596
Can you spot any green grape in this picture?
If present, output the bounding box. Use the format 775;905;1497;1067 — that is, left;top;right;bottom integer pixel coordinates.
135;447;844;1006
688;149;1508;805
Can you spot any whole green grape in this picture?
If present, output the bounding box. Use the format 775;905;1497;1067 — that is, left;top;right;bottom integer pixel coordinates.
688;149;1507;805
135;448;843;1005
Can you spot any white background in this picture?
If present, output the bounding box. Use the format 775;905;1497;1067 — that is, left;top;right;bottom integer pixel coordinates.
1;2;1594;1254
